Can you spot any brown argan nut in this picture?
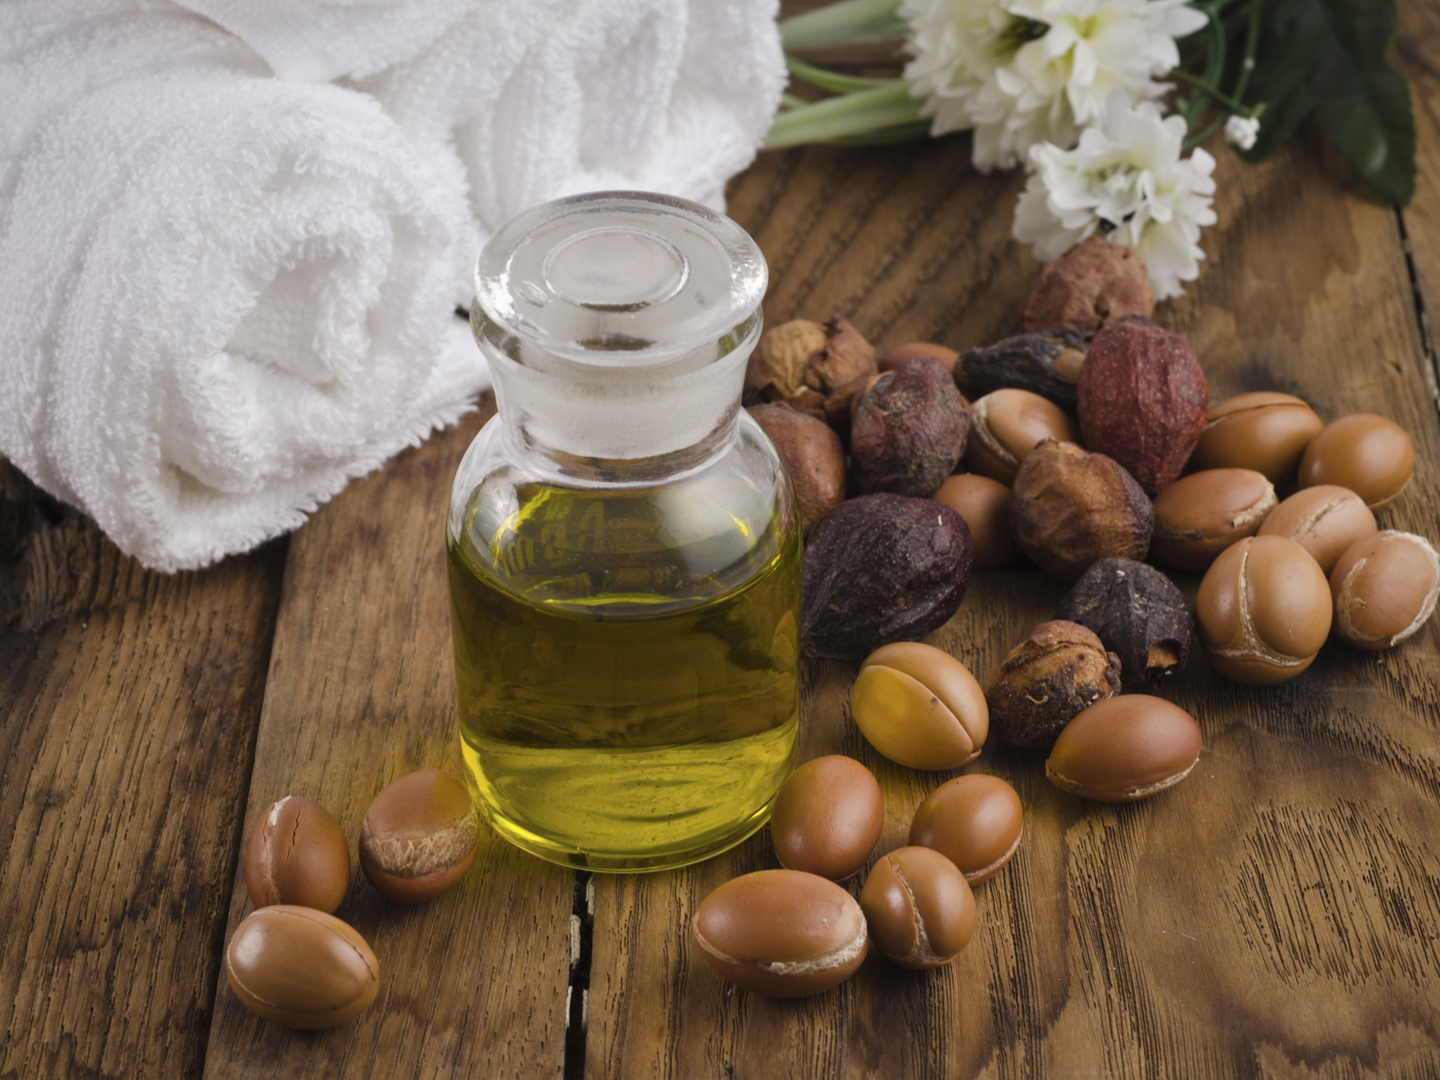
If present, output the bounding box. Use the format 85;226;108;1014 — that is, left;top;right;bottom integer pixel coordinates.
1055;558;1193;684
859;846;976;969
226;906;379;1029
1021;236;1155;333
802;494;972;660
1151;469;1278;573
1009;439;1154;581
746;319;826;398
244;796;350;914
1330;531;1440;650
1257;485;1378;574
693;870;867;997
1196;535;1333;685
986;620;1122;749
360;770;480;904
1078;316;1208;496
770;756;883;882
880;341;960;374
1299;414;1415;510
934;474;1019;571
851;642;988;770
909;775;1023;885
1188;392;1324;483
1046;696;1201;802
955;328;1091;413
965;389;1081;486
850;357;969;498
804;314;877;397
748;404;845;536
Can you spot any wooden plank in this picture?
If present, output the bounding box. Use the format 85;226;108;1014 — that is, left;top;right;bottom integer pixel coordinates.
0;461;285;1079
583;112;1440;1076
1397;0;1440;414
201;396;576;1080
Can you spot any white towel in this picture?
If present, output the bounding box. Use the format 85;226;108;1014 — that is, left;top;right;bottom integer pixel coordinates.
0;2;484;571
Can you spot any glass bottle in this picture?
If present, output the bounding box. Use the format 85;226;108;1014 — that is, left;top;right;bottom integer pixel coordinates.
446;191;800;873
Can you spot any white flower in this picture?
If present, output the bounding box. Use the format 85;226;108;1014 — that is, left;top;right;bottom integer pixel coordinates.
1013;93;1218;299
1224;114;1260;151
901;0;1208;171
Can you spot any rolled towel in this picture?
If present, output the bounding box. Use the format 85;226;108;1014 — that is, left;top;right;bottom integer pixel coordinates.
0;3;485;571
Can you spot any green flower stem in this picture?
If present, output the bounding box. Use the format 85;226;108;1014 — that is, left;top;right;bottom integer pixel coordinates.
786;54;899;93
830;119;933;146
1230;0;1264;104
1172;68;1258;116
779;0;905;49
780;92;809;110
765;81;923;149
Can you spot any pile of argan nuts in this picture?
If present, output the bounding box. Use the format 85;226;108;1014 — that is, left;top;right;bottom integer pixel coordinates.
225;770;480;1028
694;235;1439;998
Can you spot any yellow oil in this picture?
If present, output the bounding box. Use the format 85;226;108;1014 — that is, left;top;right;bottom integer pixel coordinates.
447;475;800;871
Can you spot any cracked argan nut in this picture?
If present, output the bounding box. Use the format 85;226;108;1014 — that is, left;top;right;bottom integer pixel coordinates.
1055;558;1193;684
1196;535;1332;685
955;328;1091;413
1021;236;1155;333
965;389;1081;486
746;319;826;397
1330;531;1440;650
749;404;845;536
693;870;868;997
1257;485;1377;575
935;474;1019;571
1188;392;1324;483
850;356;969;497
1151;469;1277;573
909;775;1023;885
244;795;350;914
360;770;480;903
1009;440;1154;581
1046;696;1201;803
880;341;960;375
226;906;379;1029
805;315;877;396
1078;316;1207;496
851;642;988;770
860;846;976;969
770;756;884;882
1300;414;1414;510
985;621;1122;749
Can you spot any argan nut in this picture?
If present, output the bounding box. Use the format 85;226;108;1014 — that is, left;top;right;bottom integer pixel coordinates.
804;314;877;396
1330;531;1440;650
880;341;960;374
1151;469;1278;573
226;906;379;1029
1078;316;1208;496
747;319;826;397
244;796;350;914
909;775;1023;884
1189;392;1324;482
986;620;1121;749
1046;696;1201;802
1009;440;1154;581
1299;414;1414;510
1258;485;1377;574
360;770;480;904
955;328;1091;413
851;642;988;770
770;756;883;882
749;404;845;536
1021;236;1154;333
850;356;969;498
859;846;976;968
1196;535;1333;684
935;474;1019;571
692;869;867;997
1055;558;1193;683
965;389;1081;486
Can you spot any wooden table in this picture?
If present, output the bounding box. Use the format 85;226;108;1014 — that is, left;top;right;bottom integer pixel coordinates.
5;11;1440;1077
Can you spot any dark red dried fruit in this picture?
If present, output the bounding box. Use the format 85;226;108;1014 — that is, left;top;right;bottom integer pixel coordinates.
1021;236;1154;333
986;621;1122;749
850;357;969;498
1077;316;1208;497
954;328;1091;413
802;494;973;661
1054;558;1193;684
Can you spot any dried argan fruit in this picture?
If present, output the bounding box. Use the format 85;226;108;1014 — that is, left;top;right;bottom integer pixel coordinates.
801;494;973;660
1021;237;1155;333
954;328;1091;413
850;357;969;498
747;319;826;397
749;404;845;536
804;315;877;396
985;620;1122;749
1055;557;1193;684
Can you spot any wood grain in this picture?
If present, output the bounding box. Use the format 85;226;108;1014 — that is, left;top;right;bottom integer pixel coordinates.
200;396;576;1080
1397;0;1440;416
0;460;284;1080
583;103;1440;1079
